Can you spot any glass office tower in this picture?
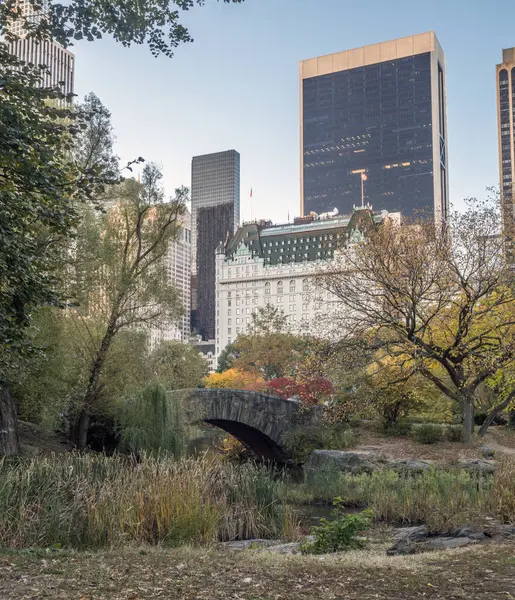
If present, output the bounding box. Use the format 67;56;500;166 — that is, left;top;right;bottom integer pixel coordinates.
191;150;240;341
300;32;448;221
497;47;515;258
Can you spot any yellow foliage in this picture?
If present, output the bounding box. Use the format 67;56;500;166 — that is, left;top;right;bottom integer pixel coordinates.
204;369;266;391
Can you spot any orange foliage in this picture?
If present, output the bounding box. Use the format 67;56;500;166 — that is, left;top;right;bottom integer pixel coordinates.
204;368;266;391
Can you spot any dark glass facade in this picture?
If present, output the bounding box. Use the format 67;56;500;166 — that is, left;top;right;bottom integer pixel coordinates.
191;150;240;340
197;203;235;341
303;53;440;217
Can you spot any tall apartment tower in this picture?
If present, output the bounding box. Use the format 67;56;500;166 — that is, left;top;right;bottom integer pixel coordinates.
191;150;240;341
497;47;515;256
149;210;192;349
300;32;448;221
5;0;75;99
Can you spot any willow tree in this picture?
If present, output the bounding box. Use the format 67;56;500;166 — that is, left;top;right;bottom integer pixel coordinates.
70;163;187;448
320;199;515;443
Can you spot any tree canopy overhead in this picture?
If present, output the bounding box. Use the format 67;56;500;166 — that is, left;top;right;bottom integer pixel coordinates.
1;0;245;57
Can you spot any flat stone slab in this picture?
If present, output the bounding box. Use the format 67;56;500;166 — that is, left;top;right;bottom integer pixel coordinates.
389;459;433;472
424;537;479;550
455;459;496;474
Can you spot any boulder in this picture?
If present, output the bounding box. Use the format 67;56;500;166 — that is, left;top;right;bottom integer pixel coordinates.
387;525;428;555
450;527;488;541
221;539;281;551
389;459;433;473
424;536;479;550
480;446;495;459
266;542;302;554
456;459;496;474
304;450;381;479
393;525;429;542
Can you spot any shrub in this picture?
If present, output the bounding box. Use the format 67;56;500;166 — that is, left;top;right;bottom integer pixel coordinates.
411;423;445;444
285;425;358;462
118;384;187;456
444;424;463;442
285;426;325;462
491;456;515;524
379;419;412;437
301;497;373;554
474;412;507;426
216;435;250;461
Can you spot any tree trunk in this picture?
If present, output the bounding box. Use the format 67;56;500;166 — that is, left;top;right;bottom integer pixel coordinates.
77;409;90;450
0;385;19;456
478;393;515;438
462;396;475;444
76;313;118;450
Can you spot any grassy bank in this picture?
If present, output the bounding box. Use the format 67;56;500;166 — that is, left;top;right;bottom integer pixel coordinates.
0;454;298;549
284;458;515;531
1;545;515;599
2;453;515;550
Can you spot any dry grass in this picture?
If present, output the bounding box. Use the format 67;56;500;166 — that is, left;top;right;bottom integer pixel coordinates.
355;424;486;462
1;543;515;599
0;454;300;549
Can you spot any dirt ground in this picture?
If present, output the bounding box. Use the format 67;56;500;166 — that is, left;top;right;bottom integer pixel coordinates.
352;424;515;463
17;421;73;455
1;543;514;599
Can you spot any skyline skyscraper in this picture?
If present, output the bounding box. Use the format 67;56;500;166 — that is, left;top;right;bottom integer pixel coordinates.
191;150;240;341
299;31;448;222
4;0;75;100
496;47;515;257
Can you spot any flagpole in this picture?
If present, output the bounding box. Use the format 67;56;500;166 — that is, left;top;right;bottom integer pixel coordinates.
250;187;253;222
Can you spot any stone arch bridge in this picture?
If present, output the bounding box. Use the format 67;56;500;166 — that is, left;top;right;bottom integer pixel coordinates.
170;389;321;462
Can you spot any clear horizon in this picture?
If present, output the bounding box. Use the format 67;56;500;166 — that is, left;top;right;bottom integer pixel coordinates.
72;0;514;224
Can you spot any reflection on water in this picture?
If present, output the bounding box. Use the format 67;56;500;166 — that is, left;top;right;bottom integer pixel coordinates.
187;428;225;459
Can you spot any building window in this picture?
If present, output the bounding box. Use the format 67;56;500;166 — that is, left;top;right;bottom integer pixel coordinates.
236;318;240;324
290;280;296;293
265;282;271;295
277;280;284;294
228;328;232;335
228;319;232;325
303;279;309;292
236;308;240;315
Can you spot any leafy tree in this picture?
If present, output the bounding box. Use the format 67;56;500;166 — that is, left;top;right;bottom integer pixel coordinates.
72;92;120;183
320;199;515;442
70;163;187;448
1;1;245;58
204;368;265;391
148;341;208;390
267;377;334;405
248;305;289;335
216;341;238;373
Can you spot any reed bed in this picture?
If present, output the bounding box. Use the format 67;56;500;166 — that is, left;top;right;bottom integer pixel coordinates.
283;457;515;532
0;454;299;549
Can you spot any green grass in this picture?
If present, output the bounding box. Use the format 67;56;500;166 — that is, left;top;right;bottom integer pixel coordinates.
283;458;515;532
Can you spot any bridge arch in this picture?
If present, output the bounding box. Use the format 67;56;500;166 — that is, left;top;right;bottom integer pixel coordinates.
173;388;320;462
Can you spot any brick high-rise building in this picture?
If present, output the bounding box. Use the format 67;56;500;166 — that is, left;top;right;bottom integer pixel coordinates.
497;47;515;257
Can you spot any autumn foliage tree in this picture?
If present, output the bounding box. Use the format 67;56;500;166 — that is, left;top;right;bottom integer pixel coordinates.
204;368;265;392
320;198;515;443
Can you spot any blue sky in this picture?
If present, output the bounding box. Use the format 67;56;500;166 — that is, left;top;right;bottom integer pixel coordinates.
74;0;514;224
